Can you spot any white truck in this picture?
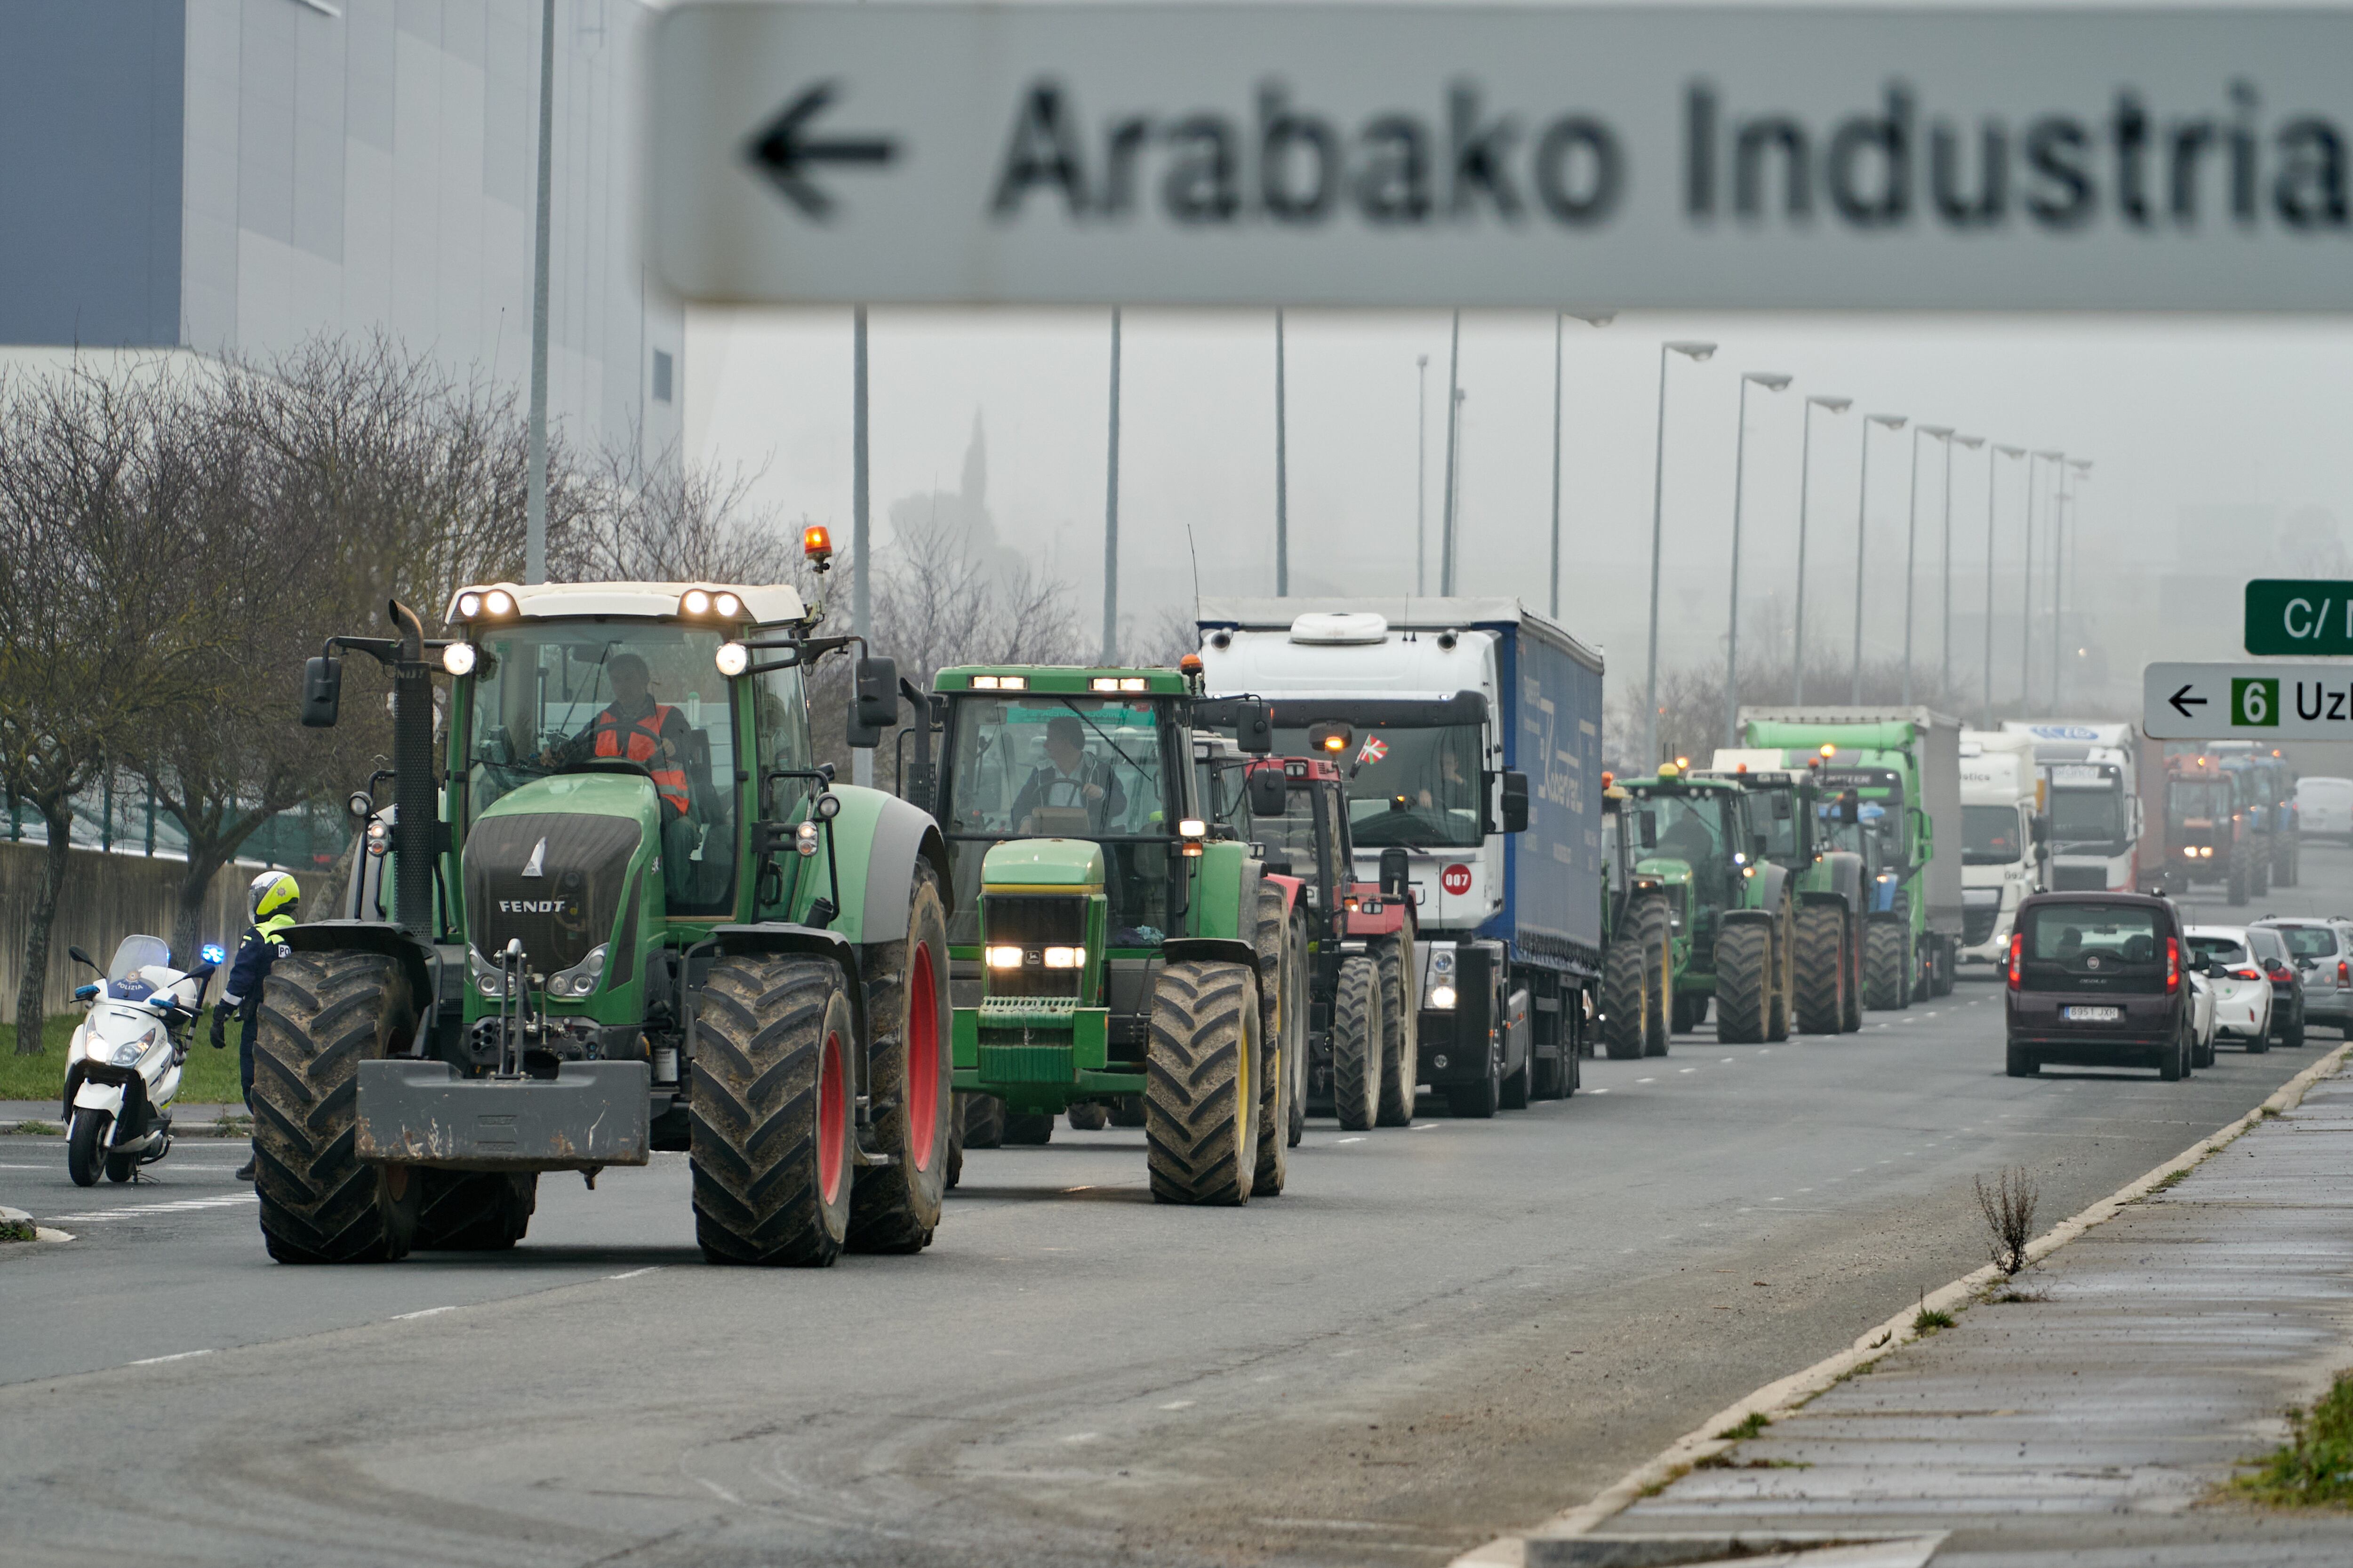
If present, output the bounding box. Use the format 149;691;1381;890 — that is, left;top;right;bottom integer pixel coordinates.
1197;598;1605;1117
1959;730;2046;966
2001;721;2144;893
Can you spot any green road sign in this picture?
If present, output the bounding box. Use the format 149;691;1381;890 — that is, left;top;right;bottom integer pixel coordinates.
2244;579;2353;655
2231;677;2281;727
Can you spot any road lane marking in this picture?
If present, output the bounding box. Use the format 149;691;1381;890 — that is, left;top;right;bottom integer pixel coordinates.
1409;1123;1438;1131
45;1192;258;1223
607;1266;662;1280
1589;1088;1609;1095
1159;1400;1195;1410
1637;1077;1656;1084
1335;1136;1366;1144
392;1305;458;1321
1678;1068;1696;1074
130;1349;214;1366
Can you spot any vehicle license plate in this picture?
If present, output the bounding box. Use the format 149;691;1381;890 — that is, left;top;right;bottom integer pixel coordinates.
2064;1006;2122;1023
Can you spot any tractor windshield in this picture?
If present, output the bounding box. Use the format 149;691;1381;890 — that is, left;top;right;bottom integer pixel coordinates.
939;694;1180;946
1636;790;1729;866
461;621;739;915
1278;722;1482;849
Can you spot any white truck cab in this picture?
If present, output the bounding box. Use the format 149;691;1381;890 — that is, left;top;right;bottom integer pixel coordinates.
1959;730;2045;964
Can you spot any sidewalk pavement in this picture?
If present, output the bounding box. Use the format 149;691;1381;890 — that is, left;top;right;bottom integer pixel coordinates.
1565;1058;2353;1566
0;1101;244;1133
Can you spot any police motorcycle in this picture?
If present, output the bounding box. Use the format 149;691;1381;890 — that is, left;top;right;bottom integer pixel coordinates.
61;936;225;1186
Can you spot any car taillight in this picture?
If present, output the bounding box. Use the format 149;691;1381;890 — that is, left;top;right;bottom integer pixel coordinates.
2233;967;2264;981
2166;936;2180;994
2007;931;2024;990
2338;960;2348;989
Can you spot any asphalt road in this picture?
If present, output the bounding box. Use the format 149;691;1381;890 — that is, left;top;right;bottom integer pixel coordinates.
3;846;2344;1568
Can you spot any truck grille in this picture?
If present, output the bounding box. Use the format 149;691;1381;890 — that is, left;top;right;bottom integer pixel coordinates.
1963;907;1999;946
2050;865;2111;892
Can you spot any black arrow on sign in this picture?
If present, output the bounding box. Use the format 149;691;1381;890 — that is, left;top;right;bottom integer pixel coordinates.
744;81;898;220
2169;684;2208;719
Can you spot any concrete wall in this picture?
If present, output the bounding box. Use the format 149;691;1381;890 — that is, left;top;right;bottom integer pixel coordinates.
0;0;185;348
0;844;250;1018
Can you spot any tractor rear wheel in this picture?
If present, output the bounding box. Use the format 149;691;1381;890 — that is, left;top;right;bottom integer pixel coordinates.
1330;954;1383;1130
251;951;421;1265
690;956;856;1266
1864;918;1911;1011
1002;1112;1055;1145
1634;893;1673;1057
413;1172;537;1251
1369;935;1420;1126
1144;960;1258;1205
1286;912;1310;1147
1768;904;1795;1040
962;1093;1006;1148
1250;888;1297;1192
848;862;951;1254
1793;905;1846;1034
1841;914;1865;1031
1601;938;1648;1059
1714;921;1770;1043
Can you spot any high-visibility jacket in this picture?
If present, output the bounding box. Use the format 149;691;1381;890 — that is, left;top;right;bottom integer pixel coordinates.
591;704;690;816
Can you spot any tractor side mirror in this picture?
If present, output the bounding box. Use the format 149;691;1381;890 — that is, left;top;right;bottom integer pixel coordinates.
1500;770;1530;833
1840;793;1861;825
1379;847;1410;899
1232;700;1273;755
1638;810;1657;849
1772;792;1793;820
301;656;342;729
847;656;898;749
1246;768;1289;819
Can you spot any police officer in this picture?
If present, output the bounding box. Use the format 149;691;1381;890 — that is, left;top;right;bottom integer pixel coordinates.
212;871;300;1182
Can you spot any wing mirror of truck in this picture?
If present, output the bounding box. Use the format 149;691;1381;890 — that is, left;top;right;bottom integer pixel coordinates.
2032;812;2051;844
846;656;899;749
300;656;342;729
1500;770;1531;833
1772;792;1793;820
1638;809;1658;849
1379;847;1410;899
1246;768;1289;819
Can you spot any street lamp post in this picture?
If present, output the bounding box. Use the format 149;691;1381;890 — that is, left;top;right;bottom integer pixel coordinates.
1725;371;1793;745
1642;339;1717;768
1792;395;1850;702
524;0;555;586
1102;307;1121;663
1550;310;1614;621
1440;311;1463;594
1275;309;1289;595
1985;445;2024;727
1852;413;1907;703
1945;436;1984;704
2024;449;2062;714
1415;353;1429;595
2055;458;2092;711
1902;424;1953;707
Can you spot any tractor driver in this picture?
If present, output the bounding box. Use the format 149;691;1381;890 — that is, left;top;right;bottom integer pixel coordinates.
1010;714;1126;835
542;652;692;819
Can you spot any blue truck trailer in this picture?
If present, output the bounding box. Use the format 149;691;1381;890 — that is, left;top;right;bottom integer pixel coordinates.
1197;598;1605;1116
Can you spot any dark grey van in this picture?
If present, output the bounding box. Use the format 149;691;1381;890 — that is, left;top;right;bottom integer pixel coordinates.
2006;891;2189;1080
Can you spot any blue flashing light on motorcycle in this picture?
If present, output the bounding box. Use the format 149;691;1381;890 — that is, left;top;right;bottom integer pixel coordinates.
200;943;227;966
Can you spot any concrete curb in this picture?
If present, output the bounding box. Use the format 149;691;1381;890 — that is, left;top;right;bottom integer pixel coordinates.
1451;1041;2353;1568
0;1203;74;1244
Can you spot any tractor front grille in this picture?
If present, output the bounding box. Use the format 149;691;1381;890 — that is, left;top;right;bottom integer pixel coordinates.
983;894;1086;998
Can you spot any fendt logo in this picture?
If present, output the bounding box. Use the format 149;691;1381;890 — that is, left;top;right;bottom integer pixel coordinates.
498;899;576;915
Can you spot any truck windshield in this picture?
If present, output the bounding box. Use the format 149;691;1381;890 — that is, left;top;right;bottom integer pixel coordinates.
1964;805;2023;865
2049;787;2126;847
939;695;1178;946
1278;723;1481;849
462;621;738;914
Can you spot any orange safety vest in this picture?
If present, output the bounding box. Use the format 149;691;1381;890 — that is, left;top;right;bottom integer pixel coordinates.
592;704;690;816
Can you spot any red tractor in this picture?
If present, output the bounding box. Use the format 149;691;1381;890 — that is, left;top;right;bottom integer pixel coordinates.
1241;756;1419;1131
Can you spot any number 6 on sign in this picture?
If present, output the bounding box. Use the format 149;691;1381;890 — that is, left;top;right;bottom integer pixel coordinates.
2233;678;2280;727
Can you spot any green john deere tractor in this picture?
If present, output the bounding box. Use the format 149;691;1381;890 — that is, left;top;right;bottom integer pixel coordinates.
1704;753;1869;1035
277;559;951;1268
917;663;1289;1204
1609;764;1794;1045
1600;778;1670;1059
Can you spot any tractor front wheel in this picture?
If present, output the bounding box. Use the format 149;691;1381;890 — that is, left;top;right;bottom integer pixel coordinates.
1330;955;1383;1130
1793;905;1846;1035
251;951;421;1265
847;862;951;1254
1714;920;1770;1043
1144;960;1258;1206
1864;918;1911;1011
1369;935;1419;1127
690;955;856;1266
1601;938;1648;1059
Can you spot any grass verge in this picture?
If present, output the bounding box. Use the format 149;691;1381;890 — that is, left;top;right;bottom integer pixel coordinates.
2234;1371;2353;1507
0;1016;244;1105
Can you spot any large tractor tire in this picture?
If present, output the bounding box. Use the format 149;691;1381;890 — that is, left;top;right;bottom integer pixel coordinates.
1369;935;1420;1127
1068;1103;1111;1131
1253;908;1305;1194
1286;912;1310;1147
1769;903;1795;1039
690;955;856;1267
2251;850;2271;898
1331;954;1383;1130
1793;904;1847;1035
945;1096;966;1191
962;1092;1006;1148
1601;938;1649;1059
1713;920;1771;1043
2226;855;2249;906
847;863;952;1254
413;1172;537;1251
1143;959;1258;1206
1863;918;1911;1011
1841;914;1865;1032
1002;1111;1056;1145
1632;891;1674;1058
1109;1095;1146;1128
251;951;422;1265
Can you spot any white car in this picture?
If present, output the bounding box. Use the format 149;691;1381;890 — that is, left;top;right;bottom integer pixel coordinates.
2185;968;2218;1068
2296;776;2353;842
2185;926;2274;1051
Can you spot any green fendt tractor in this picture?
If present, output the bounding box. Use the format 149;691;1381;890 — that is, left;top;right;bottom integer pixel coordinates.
1599;776;1670;1059
1704;752;1870;1034
1608;764;1794;1044
276;557;951;1268
920;662;1289;1204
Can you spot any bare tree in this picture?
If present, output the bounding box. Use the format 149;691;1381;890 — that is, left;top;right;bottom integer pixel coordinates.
564;441;795;586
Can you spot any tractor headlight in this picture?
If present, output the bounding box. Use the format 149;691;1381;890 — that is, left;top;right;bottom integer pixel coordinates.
365;819;392;857
483;589;515;617
795;821;821;857
713;592;743;619
682;589;712;616
1429;984;1458;1010
1042;946;1084;969
457;591;482;619
715;642;750;677
441;642;478;676
985;945;1024;970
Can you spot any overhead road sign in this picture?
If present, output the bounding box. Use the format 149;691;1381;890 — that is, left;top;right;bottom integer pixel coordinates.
2142;663;2353;740
652;3;2353;310
2244;580;2353;656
